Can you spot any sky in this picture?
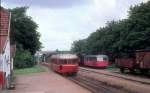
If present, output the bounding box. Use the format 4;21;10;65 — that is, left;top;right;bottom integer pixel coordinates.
1;0;149;51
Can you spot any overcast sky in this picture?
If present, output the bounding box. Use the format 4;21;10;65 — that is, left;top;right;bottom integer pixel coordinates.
1;0;148;51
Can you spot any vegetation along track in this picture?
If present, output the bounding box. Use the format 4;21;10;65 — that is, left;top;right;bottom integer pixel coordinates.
68;75;125;93
80;67;150;85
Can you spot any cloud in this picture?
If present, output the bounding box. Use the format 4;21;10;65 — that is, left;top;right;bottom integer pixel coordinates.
2;0;91;8
27;7;92;50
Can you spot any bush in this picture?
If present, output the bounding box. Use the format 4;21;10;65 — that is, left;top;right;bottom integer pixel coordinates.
14;49;36;69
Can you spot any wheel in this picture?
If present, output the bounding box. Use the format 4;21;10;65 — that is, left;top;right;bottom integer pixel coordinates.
72;72;77;76
129;69;135;73
120;67;124;73
140;69;149;75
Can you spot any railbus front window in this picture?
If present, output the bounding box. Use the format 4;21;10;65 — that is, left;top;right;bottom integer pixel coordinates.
97;55;109;62
97;57;103;61
72;59;78;64
60;59;67;64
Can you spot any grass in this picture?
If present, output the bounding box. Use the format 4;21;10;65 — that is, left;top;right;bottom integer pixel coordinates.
106;64;118;70
14;65;46;75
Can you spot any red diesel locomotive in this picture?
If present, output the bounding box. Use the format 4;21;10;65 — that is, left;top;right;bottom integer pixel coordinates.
84;55;109;68
51;54;79;74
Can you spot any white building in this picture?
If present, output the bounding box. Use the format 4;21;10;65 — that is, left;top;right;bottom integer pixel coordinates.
0;6;12;90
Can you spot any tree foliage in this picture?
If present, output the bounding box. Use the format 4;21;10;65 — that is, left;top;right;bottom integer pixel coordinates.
71;1;150;61
14;48;36;69
10;7;41;54
71;39;87;53
9;7;41;68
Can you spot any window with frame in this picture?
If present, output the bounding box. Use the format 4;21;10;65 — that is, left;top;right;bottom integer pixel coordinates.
60;59;67;64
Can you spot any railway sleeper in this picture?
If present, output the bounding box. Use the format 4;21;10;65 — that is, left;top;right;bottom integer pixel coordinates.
73;75;125;93
80;67;150;85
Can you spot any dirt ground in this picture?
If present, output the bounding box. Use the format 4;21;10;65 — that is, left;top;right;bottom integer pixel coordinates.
4;69;91;93
79;67;150;93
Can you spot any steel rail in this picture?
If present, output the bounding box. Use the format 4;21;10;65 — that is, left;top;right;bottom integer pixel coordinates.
80;67;150;85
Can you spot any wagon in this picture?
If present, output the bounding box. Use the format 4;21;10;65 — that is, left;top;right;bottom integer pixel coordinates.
116;50;150;74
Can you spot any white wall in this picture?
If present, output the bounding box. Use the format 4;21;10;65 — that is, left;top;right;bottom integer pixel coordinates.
0;54;3;71
1;40;11;77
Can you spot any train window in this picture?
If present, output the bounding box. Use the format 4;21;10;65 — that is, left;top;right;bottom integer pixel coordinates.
89;57;97;61
103;57;108;61
60;59;67;64
54;60;58;64
58;59;62;64
67;59;73;64
64;60;67;64
54;59;58;64
67;59;71;64
51;59;55;63
69;59;72;64
85;57;89;61
71;59;78;64
71;60;74;64
97;57;103;61
63;59;78;64
97;55;108;61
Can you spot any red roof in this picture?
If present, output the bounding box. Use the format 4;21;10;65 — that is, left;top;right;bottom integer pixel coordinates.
0;7;10;53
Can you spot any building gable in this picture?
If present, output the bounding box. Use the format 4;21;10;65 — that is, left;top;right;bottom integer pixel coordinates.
0;7;11;53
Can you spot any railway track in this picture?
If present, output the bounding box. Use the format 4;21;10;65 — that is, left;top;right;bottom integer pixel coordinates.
68;75;125;93
80;67;150;85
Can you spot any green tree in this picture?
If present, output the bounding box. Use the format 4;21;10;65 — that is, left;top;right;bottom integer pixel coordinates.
10;7;41;54
126;1;150;50
71;39;87;54
71;1;150;61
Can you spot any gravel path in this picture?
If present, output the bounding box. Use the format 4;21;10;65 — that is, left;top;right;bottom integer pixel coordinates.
6;68;91;93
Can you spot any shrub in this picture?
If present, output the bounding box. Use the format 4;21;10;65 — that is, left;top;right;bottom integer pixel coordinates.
14;49;36;69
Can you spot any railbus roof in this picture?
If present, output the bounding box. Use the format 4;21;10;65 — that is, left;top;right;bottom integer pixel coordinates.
51;54;78;59
85;55;108;58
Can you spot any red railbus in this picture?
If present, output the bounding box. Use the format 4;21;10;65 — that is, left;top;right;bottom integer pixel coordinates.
51;54;79;74
84;55;109;68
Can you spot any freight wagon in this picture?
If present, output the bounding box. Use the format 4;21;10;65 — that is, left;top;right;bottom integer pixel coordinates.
116;50;150;74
